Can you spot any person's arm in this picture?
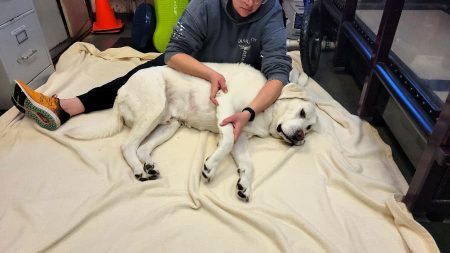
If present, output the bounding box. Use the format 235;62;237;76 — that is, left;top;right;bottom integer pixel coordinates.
167;53;228;105
259;9;292;86
248;80;283;114
221;5;291;142
164;0;206;62
220;80;283;142
164;1;228;105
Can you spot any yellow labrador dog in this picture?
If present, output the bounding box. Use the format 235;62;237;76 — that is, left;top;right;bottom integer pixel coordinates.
64;63;317;202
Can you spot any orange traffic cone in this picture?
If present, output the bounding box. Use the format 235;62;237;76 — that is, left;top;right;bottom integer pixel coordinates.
92;0;124;33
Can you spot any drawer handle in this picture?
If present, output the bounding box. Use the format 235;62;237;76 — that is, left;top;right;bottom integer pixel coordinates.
17;49;38;64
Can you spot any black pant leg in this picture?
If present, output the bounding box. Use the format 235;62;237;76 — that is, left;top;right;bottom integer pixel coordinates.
77;54;166;113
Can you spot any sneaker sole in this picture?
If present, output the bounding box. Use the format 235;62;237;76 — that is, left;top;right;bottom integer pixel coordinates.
24;99;59;130
11;83;26;113
15;80;61;130
11;96;25;113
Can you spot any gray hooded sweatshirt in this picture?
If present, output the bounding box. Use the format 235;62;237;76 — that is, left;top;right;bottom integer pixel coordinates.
164;0;292;85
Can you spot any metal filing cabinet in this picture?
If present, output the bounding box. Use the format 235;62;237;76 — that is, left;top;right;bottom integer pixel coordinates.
0;0;55;109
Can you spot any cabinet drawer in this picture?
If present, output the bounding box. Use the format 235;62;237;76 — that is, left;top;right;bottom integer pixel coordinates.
0;10;52;84
0;0;33;25
0;64;54;110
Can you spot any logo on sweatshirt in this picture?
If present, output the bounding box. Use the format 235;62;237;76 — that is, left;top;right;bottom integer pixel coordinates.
172;21;186;40
238;38;257;62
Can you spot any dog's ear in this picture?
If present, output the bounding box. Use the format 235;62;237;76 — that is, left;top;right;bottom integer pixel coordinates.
289;69;309;87
278;82;309;100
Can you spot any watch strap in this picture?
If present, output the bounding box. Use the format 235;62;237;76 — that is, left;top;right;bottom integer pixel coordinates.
242;107;255;122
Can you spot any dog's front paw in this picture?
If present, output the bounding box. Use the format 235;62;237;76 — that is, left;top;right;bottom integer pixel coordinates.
202;164;212;183
135;173;158;181
135;174;158;181
236;177;251;202
202;157;216;183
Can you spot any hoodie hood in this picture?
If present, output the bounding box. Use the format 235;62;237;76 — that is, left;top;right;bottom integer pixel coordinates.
221;0;276;24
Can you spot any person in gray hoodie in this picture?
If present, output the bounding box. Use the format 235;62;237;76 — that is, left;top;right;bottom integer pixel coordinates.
12;0;292;140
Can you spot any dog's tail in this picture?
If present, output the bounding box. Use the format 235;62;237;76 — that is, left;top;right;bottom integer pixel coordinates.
61;105;124;140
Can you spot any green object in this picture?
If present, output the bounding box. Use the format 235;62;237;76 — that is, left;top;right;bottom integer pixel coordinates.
153;0;189;53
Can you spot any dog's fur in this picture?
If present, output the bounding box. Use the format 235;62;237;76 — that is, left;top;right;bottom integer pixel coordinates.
64;63;317;202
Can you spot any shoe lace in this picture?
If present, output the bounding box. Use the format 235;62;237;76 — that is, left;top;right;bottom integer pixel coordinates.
38;94;59;108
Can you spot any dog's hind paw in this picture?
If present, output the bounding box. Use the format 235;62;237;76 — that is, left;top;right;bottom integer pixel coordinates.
144;162;155;172
143;163;160;177
135;173;159;181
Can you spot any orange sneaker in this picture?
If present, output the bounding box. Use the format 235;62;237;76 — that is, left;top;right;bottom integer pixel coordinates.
11;83;26;113
14;80;70;130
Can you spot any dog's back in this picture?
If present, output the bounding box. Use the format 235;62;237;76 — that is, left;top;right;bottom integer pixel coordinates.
62;63;268;138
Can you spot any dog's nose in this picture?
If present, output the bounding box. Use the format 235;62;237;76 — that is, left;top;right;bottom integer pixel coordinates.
277;124;282;132
297;130;305;140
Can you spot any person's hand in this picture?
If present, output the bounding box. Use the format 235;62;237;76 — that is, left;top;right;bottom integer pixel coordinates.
220;111;251;142
208;72;228;106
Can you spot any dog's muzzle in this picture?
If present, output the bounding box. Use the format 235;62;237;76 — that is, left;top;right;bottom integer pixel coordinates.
277;124;305;146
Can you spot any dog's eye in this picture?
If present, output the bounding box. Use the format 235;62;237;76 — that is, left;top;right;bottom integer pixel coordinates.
300;109;306;118
306;125;312;130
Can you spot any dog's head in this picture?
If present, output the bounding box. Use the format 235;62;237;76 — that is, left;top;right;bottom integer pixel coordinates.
270;83;317;146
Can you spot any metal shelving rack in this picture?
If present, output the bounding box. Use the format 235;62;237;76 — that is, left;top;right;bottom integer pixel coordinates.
329;0;450;219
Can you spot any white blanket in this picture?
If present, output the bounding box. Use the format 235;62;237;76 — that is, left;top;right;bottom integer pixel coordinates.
0;42;439;253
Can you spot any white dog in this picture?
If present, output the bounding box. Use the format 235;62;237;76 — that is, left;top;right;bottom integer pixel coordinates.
64;63;317;202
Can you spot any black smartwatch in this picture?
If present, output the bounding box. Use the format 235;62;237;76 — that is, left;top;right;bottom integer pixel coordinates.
242;107;255;122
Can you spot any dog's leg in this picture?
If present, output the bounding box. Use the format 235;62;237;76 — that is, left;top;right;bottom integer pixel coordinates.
137;119;181;178
202;106;234;183
122;114;167;181
118;69;170;181
120;99;168;181
231;134;253;202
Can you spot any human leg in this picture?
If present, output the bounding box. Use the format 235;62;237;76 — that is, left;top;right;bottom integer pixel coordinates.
12;54;165;130
77;54;165;113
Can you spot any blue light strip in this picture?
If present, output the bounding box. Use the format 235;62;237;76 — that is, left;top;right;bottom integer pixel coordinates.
341;20;434;135
375;63;433;135
343;22;371;61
